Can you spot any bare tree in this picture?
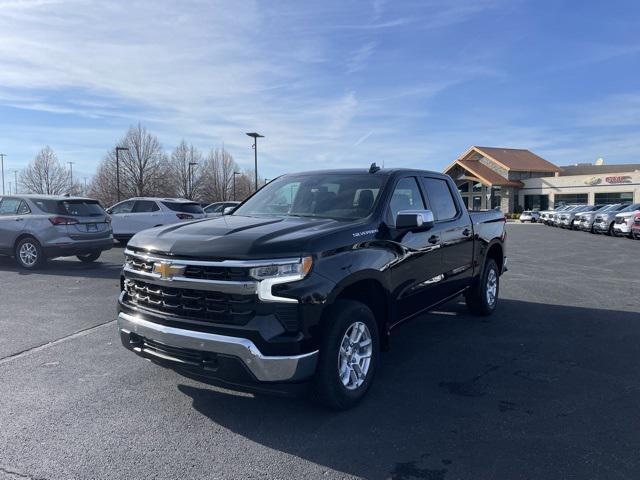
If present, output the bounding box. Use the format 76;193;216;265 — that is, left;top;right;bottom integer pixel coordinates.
20;146;70;195
89;124;173;206
200;148;232;202
168;141;204;199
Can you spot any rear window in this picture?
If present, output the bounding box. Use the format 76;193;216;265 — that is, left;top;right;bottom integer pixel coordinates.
34;199;105;216
161;201;204;214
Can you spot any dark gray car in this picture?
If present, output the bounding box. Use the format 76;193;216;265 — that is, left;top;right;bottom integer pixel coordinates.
0;195;113;269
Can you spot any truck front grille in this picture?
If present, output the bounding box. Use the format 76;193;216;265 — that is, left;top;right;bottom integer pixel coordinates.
125;254;252;282
123;278;255;325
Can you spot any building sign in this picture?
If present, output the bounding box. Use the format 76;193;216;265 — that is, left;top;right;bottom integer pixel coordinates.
605;176;632;184
584;177;602;186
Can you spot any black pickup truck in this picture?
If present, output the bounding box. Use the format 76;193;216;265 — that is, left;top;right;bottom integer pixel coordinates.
117;167;507;409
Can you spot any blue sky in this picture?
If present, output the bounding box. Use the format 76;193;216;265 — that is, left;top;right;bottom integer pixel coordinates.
1;0;639;185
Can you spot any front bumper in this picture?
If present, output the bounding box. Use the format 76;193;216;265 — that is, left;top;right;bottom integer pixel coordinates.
613;223;631;234
118;311;318;383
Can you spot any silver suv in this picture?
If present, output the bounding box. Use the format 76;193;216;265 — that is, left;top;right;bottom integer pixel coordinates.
0;195;113;269
592;203;632;235
575;204;620;232
556;205;593;229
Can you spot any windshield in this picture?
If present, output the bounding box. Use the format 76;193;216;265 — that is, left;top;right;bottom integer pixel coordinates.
233;174;385;220
619;203;640;213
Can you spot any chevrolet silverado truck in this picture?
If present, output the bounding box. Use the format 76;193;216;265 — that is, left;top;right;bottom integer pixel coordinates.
117;167;507;409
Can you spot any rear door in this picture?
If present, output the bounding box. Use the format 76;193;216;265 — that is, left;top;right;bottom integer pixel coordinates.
129;200;162;232
0;198;29;252
421;176;474;296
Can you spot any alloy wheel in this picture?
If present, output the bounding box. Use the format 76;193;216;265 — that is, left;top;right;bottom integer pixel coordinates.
19;242;38;267
486;268;498;307
338;321;373;390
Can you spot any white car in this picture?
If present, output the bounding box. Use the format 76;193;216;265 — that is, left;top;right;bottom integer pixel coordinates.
203;201;240;217
519;210;540;223
107;197;205;243
612;203;640;238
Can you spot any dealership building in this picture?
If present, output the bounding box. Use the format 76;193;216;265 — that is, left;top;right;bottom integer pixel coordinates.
444;146;640;212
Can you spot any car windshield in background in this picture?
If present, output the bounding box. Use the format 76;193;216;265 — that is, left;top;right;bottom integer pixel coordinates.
234;174;385;220
34;199;105;217
161;202;204;214
620;203;640;212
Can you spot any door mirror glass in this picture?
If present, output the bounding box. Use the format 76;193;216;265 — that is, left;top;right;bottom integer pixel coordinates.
395;210;434;230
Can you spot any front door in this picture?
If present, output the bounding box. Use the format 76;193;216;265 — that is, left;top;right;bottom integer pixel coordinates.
386;177;448;321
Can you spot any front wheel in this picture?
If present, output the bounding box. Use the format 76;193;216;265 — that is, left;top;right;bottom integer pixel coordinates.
77;252;101;263
313;300;379;410
465;258;499;316
15;237;45;269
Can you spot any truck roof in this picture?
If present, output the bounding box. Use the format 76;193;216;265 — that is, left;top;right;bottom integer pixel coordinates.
283;168;447;177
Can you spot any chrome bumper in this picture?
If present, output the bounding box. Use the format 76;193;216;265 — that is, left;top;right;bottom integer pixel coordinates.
117;312;318;382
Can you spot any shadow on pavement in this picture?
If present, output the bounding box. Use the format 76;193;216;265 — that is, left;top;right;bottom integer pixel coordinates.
177;299;640;479
0;248;124;280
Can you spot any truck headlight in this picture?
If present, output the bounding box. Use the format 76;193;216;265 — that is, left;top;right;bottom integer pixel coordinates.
250;257;313;280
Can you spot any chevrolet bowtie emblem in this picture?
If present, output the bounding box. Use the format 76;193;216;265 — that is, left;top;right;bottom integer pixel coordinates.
152;261;185;280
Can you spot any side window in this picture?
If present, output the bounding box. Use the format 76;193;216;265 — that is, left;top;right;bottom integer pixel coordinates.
389;177;425;222
0;198;21;216
422;177;458;221
17;201;31;215
133;200;160;213
110;201;135;214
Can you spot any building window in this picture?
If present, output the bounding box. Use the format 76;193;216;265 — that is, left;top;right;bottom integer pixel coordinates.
472;195;482;210
491;196;501;209
457;182;469;193
554;193;588;205
472;182;483;192
594;192;633;204
524;195;549;211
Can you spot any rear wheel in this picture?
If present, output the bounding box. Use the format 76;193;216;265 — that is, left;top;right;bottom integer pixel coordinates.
15;237;45;270
465;258;499;316
77;252;101;263
313;300;379;410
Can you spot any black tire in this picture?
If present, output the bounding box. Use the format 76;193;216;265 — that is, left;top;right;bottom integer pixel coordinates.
608;223;615;236
77;252;101;263
465;258;499;316
313;300;380;410
14;236;45;270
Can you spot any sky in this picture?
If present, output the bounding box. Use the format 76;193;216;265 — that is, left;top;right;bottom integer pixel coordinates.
0;0;639;186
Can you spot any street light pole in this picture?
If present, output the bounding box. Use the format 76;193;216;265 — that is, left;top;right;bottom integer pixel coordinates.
68;162;74;190
233;171;241;201
115;147;129;202
246;132;264;192
188;162;198;199
13;170;18;194
0;153;6;195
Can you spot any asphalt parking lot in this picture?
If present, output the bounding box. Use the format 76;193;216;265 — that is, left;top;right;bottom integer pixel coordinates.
0;224;639;480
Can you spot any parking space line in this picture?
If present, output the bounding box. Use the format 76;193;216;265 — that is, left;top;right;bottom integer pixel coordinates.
0;320;115;366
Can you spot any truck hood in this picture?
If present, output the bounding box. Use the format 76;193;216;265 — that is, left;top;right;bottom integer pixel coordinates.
127;214;355;259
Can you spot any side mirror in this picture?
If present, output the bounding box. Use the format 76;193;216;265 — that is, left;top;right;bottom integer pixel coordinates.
105;208;112;214
222;206;235;215
395;210;434;230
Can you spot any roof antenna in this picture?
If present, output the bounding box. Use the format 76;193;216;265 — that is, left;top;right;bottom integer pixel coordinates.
369;162;380;173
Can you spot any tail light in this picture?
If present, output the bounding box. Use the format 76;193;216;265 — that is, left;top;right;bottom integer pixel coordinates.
49;216;79;225
176;213;194;220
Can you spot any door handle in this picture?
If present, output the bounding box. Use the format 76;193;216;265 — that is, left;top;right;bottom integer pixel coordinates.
428;235;440;244
462;228;472;236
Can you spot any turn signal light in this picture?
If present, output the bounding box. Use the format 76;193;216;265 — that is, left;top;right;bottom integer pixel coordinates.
49;216;79;225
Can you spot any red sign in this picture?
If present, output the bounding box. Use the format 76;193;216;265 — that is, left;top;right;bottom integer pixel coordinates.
605;176;632;184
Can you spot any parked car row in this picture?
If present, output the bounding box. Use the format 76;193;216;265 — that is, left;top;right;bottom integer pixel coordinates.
532;202;640;238
0;194;240;268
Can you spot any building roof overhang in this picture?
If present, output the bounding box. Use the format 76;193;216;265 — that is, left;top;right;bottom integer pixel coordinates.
445;159;524;188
